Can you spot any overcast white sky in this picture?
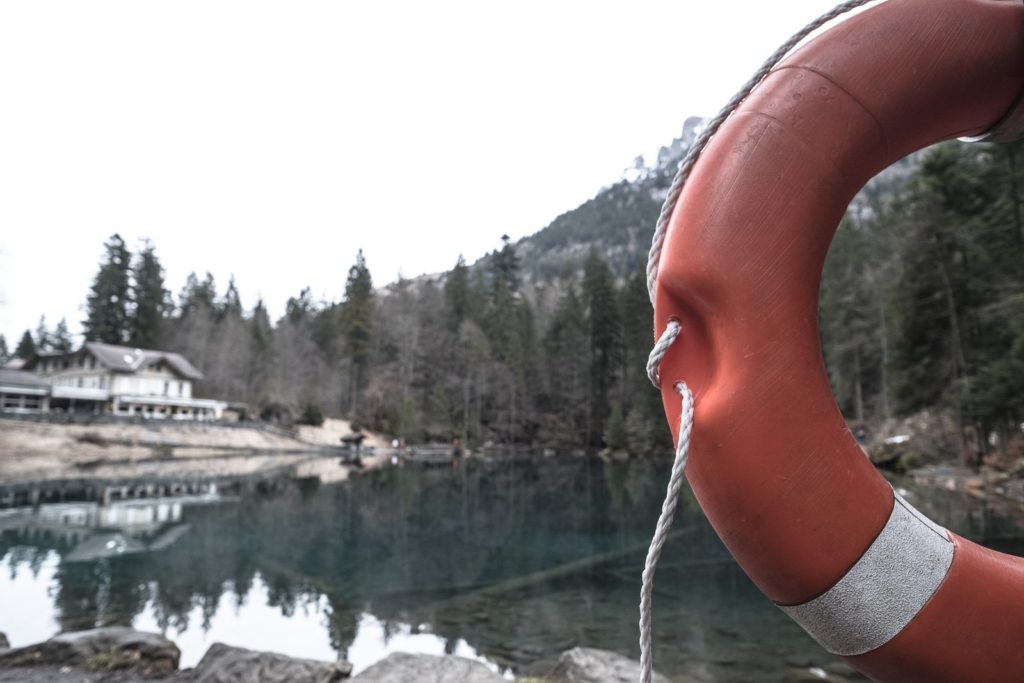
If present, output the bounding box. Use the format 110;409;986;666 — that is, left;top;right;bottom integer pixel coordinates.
0;0;861;345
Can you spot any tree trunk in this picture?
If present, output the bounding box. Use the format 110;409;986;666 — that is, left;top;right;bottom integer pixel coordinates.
878;297;891;421
934;246;971;461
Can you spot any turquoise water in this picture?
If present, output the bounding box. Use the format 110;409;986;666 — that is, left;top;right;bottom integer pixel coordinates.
1;458;1022;680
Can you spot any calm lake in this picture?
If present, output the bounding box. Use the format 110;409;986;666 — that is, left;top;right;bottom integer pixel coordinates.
2;457;1023;681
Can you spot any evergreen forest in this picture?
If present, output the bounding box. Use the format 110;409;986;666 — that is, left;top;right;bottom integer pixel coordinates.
4;137;1023;461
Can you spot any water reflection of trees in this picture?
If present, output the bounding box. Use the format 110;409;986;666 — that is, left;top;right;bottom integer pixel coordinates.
3;459;709;665
14;462;1021;672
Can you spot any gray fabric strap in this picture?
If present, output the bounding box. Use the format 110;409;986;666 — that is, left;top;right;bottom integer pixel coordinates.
780;492;954;656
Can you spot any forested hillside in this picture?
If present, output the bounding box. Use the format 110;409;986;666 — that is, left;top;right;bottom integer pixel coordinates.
821;141;1024;462
5;130;1022;462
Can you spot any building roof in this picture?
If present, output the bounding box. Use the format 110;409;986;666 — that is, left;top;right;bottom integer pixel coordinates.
0;367;50;389
25;343;204;380
85;343;204;380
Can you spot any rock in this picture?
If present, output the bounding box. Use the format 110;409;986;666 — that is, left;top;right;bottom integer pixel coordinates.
195;643;353;683
351;653;503;682
0;634;8;651
546;647;672;683
0;627;179;674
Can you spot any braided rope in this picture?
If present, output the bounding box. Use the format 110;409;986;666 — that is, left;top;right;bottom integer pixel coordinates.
639;3;878;680
646;320;682;389
645;0;877;305
638;381;694;683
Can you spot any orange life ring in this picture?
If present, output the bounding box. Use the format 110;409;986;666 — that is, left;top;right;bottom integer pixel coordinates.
651;0;1024;681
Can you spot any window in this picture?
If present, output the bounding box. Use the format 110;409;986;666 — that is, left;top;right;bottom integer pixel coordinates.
164;381;169;396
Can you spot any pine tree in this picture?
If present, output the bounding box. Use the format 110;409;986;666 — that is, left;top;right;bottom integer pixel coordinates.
618;272;652;400
247;299;274;401
444;255;470;326
178;272;217;319
491;235;520;296
339;250;375;416
14;330;35;359
582;249;622;447
542;283;589;447
486;236;524;363
484;237;529;442
83;234;132;344
52;318;74;352
218;276;243;321
130;241;170;348
35;316;51;353
0;335;8;362
285;287;316;325
618;270;666;455
820;218;881;423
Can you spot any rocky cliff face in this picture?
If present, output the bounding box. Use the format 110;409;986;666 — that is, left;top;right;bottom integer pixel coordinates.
490;115;707;284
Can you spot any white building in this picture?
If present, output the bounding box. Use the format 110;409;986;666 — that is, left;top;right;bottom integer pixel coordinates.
0;368;51;413
18;342;227;420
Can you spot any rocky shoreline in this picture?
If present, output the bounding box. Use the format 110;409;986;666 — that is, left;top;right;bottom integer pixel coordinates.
0;627;871;683
0;627;647;683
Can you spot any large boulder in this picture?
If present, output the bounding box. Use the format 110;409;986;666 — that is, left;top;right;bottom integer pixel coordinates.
351;652;503;682
0;627;179;674
195;643;352;683
546;647;673;683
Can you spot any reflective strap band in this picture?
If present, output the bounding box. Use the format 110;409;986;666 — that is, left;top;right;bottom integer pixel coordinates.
780;492;954;656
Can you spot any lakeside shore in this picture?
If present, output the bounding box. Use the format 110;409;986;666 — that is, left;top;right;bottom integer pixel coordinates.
0;416;390;487
0;437;1020;683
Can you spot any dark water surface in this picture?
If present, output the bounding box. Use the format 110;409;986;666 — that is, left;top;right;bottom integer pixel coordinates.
1;458;1023;681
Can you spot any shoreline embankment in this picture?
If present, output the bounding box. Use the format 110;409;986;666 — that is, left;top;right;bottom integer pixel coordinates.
0;416;390;487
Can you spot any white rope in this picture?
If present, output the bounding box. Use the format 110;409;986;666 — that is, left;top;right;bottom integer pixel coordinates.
639;2;877;679
638;381;694;683
646;320;682;389
645;0;877;306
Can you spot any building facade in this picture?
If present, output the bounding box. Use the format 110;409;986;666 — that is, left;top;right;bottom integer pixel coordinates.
0;368;51;413
11;342;227;420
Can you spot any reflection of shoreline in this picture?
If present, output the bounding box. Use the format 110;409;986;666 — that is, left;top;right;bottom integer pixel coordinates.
0;492;224;560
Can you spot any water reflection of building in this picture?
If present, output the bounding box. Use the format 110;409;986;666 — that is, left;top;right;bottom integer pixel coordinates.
0;491;219;561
